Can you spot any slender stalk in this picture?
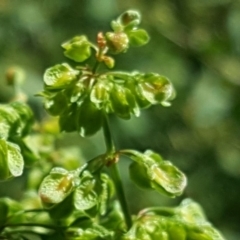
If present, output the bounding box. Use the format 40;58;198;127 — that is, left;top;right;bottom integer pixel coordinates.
92;61;100;74
110;163;132;230
102;116;132;230
102;116;115;153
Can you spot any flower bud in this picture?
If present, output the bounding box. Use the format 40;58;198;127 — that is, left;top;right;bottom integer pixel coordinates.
103;56;115;69
106;32;129;54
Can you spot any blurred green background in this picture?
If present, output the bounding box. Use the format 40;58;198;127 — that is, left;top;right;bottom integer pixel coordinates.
1;0;240;239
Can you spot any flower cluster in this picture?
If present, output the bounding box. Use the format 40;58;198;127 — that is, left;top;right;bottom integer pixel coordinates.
41;64;175;137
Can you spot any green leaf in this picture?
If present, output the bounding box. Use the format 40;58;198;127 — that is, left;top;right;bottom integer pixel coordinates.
127;29;150;47
39;167;78;208
0;198;24;225
44;63;79;90
77;99;103;137
62;35;92;62
0;199;8;225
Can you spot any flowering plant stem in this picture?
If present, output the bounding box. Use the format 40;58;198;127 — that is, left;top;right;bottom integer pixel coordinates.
103;115;132;229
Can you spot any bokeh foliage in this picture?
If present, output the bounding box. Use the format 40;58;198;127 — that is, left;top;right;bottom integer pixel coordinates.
0;0;240;239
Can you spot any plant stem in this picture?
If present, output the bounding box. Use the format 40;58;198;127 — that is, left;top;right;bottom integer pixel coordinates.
102;116;132;230
102;116;115;153
110;163;132;230
92;61;100;74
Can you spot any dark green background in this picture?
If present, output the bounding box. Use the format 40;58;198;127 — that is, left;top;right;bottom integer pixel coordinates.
1;1;240;239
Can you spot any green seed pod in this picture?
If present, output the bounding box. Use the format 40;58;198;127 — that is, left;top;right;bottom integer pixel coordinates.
48;192;75;220
59;103;78;133
77;99;103;137
137;73;175;106
167;223;186;240
62;35;92;62
0;140;24;180
44;91;68;116
125;81;151;109
0;140;9;180
39;167;76;208
187;228;217;240
118;10;141;29
90;81;112;109
129;162;152;190
105;32;129;54
150;161;187;197
0;104;20;139
67;81;86;103
127;29;150;47
110;84;132;119
44;63;79;90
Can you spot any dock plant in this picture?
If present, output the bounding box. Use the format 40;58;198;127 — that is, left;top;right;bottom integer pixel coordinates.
0;10;225;240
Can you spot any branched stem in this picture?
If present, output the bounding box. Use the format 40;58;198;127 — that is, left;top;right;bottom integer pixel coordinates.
102;116;132;230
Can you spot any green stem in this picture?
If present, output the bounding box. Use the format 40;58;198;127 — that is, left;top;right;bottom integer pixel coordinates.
103;116;115;153
102;116;132;230
110;163;132;230
92;61;100;74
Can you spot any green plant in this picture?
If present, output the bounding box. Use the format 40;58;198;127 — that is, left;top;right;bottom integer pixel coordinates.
0;10;225;239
